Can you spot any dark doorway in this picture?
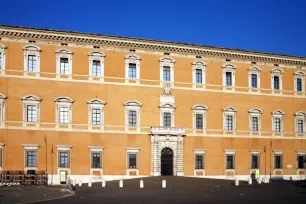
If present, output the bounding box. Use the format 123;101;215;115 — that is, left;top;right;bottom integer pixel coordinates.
161;148;173;176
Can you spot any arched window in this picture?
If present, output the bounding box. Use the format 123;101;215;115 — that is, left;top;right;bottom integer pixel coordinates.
192;61;207;87
21;94;42;124
23;45;41;74
222;64;236;89
125;54;141;83
271;68;284;91
160;57;175;86
87;98;107;129
124;100;142;131
248;66;261;89
88;52;105;79
0;44;7;71
192;104;208;132
56;49;73;77
54;96;74;127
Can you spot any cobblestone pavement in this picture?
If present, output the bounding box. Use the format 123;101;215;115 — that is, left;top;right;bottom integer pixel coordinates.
41;176;306;204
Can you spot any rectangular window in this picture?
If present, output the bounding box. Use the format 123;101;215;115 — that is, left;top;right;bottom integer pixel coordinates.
297;155;305;169
128;63;137;79
59;151;70;168
274;154;282;169
92;108;101;126
163;66;171;81
251;74;257;88
226;155;235;169
91;152;101;168
128;153;137;169
195;154;204;169
0;53;2;69
225;115;233;131
163;112;171;127
251;154;260;169
59;107;69;124
128;110;137;127
195;69;202;84
92;60;101;77
225;72;232;86
60;58;69;74
195;114;203;129
296;78;302;92
274;76;280;90
274;118;281;132
251;117;258;131
26;150;37;167
297;120;303;133
27;105;37;122
0;148;2;167
27;55;37;72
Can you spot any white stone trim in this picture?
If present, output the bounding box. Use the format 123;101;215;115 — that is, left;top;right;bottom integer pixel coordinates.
222;64;236;90
248;66;261;90
89;147;103;176
271;68;284;93
248;108;263;135
192;61;206;88
87;98;106;130
21;94;42;127
273;151;283;176
224;150;236;176
124;100;142;131
0;93;7;127
23;144;39;173
88;51;105;80
160;57;175;86
22;144;40;149
54;96;74;128
194;149;205;176
294;111;306;136
125;54;141;84
272;110;285;136
56;49;73;78
0;44;7;71
55;145;72;150
126;148;139;176
23;45;41;76
294;71;305;94
192;104;208;133
223;106;237;132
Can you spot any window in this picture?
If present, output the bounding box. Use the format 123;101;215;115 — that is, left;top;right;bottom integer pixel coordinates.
297;120;303;133
251;117;258;131
226;154;235;169
124;100;142;131
27;105;37;122
23;45;41;73
248;66;261;89
274;118;281;132
0;94;7;123
294;72;305;93
0;44;7;70
91;151;101;168
297;154;305;169
59;151;70;168
27;55;37;72
128;110;137;127
195;154;204;169
92;109;101;125
274;154;282;169
222;64;236;87
295;111;306;134
272;110;285;134
92;60;101;77
251;74;257;88
128;153;137;169
128;63;137;79
60;58;69;74
196;69;202;84
0;147;2;167
160;57;175;85
196;114;203;129
192;61;206;86
296;78;302;92
0;52;2;69
56;49;73;76
223;106;237;131
163;112;171;127
26;150;37;167
271;69;283;91
21;94;41;124
54;96;74;126
251;154;260;169
248;108;263;133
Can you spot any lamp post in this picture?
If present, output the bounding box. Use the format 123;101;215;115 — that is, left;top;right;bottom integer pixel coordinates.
44;135;47;185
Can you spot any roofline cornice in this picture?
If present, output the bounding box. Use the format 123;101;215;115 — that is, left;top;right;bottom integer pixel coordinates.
0;25;305;66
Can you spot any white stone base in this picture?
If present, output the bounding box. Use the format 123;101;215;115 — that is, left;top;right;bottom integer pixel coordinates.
177;172;184;176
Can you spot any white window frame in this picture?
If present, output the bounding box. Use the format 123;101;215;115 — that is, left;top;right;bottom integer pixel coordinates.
159;103;176;127
87;98;106;130
250;150;260;171
54;96;74;128
273;150;283;175
0;93;7;127
125;54;141;83
296;151;306;171
23;45;41;75
193;149;206;176
223;106;237;132
0;44;7;71
224;150;236;176
248;66;261;90
192;61;206;88
21;94;42;126
222;64;236;89
124;100;142;131
0;143;4;170
88;51;105;79
295;111;306;136
271;68;284;92
248;108;263;134
22;144;39;173
125;147;140;176
56;49;73;77
294;71;305;94
272;110;285;135
192;104;208;133
160;57;175;86
89;146;104;177
56;145;72;182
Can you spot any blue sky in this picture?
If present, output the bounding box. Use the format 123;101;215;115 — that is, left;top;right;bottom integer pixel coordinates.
1;0;306;56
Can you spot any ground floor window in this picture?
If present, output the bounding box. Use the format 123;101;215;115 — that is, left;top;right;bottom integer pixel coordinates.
297;155;305;169
226;154;235;169
26;150;37;167
274;154;283;169
127;152;138;169
251;154;260;169
195;154;204;169
59;150;70;168
91;151;101;168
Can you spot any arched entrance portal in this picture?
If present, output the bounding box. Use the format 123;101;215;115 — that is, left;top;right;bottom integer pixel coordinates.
161;148;173;176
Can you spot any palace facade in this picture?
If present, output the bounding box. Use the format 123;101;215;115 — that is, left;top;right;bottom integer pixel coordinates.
0;25;305;184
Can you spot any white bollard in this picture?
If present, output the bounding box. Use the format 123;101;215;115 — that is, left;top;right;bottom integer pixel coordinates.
261;177;265;183
258;177;261;184
88;179;92;187
265;177;270;183
102;180;106;187
162;180;166;188
235;178;239;186
248;177;252;185
119;180;123;188
72;179;76;186
79;180;82;187
140;180;144;188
